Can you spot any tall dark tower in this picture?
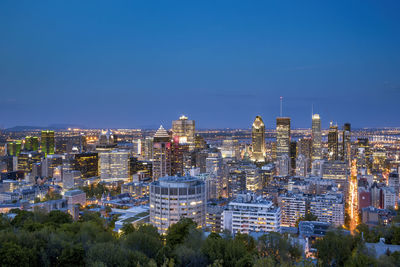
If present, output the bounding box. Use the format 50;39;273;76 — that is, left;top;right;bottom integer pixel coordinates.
328;122;339;160
251;116;266;162
342;123;351;164
290;141;297;175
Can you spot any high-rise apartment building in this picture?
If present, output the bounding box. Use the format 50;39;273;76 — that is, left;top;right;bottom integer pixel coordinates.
278;193;307;227
152;126;171;181
311;114;322;161
309;193;345;226
150;175;206;234
251;116;266;162
41;130;55;156
222;193;281;234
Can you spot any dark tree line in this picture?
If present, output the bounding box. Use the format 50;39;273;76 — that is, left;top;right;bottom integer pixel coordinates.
0;209;399;266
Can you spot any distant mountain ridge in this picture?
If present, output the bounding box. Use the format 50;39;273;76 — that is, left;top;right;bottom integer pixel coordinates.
4;124;86;132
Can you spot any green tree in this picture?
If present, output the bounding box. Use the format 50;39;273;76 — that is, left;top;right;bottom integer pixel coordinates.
166;218;197;249
315;230;359;266
0;242;29;267
59;244;85;267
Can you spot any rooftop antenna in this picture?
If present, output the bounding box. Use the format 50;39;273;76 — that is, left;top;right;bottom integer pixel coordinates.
280;96;283;117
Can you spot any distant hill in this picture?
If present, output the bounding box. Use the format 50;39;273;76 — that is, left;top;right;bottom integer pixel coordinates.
4;124;86;132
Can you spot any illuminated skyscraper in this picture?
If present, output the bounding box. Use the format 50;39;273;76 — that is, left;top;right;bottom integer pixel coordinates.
24;136;39;151
6;141;22;156
328;122;339;161
152;126;172;180
171;136;191;176
251;116;266;162
276;117;291;159
41;130;55;156
172;115;195;150
311;114;322;161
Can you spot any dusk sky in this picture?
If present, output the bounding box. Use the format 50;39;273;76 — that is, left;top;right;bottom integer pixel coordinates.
1;1;400;129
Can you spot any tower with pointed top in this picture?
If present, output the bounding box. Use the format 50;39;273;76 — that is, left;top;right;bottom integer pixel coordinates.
251;116;266;162
152;125;172;180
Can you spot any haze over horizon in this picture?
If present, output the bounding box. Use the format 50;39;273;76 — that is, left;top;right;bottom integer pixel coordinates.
1;1;400;129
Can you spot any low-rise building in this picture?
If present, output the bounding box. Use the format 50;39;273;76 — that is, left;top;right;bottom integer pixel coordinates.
64;189;86;207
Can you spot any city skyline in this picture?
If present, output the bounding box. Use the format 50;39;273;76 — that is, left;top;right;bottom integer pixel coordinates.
1;2;400;265
1;1;400;129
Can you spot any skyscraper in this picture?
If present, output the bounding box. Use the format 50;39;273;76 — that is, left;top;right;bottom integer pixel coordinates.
290;141;297;175
342;123;351;164
41;130;55;156
172;115;195;150
6;141;22;156
24;136;39;151
276;117;291;159
328;122;339;161
152;126;172;181
171;136;190;176
251;116;266;162
311;114;322;161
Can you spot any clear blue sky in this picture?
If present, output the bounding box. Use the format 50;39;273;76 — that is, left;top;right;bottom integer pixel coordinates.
1;1;399;129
